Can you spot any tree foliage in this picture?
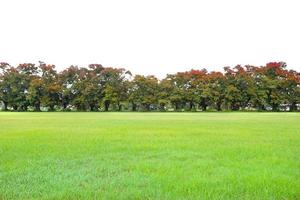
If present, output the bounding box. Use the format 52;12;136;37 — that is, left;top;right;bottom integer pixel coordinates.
0;61;299;111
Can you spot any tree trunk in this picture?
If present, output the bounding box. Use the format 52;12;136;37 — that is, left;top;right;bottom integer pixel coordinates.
49;105;55;111
189;102;194;111
202;104;207;111
231;102;239;111
257;103;265;111
34;103;41;112
132;103;137;111
175;103;179;111
63;102;68;110
289;102;297;112
272;103;279;111
3;101;8;111
145;104;150;111
23;105;28;111
13;105;18;111
216;101;222;111
160;104;166;111
104;101;110;111
90;104;95;111
200;99;207;111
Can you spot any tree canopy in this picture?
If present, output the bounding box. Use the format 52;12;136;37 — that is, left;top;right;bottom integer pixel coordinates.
0;62;299;111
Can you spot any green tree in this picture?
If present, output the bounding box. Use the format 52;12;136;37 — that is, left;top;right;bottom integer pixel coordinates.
101;67;131;111
130;75;158;111
0;62;11;110
39;62;60;111
161;75;185;111
27;76;43;111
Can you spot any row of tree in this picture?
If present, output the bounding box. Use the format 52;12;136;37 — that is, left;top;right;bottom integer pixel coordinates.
0;62;299;112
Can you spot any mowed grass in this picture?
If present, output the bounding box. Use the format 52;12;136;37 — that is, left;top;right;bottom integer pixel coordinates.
0;113;300;200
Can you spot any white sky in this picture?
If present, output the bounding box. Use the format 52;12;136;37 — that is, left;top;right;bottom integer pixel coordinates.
1;0;299;78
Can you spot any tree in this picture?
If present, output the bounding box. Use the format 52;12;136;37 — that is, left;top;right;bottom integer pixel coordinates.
0;62;10;110
39;62;60;111
207;71;225;111
27;76;43;111
161;74;185;111
0;61;299;112
68;66;90;111
101;67;131;111
280;69;300;111
130;75;158;111
255;62;286;111
1;66;29;111
59;65;83;110
84;64;104;111
157;78;172;111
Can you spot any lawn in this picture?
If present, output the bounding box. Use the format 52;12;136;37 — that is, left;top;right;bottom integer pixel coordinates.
0;112;300;200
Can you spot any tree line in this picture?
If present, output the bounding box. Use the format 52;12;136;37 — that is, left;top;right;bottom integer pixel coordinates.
0;61;299;112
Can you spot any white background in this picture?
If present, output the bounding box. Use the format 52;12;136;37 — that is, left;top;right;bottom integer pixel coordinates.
0;0;299;78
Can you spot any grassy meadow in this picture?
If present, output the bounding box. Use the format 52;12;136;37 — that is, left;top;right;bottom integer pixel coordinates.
0;112;300;200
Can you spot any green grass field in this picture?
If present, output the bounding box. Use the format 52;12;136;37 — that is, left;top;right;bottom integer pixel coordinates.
0;113;300;200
